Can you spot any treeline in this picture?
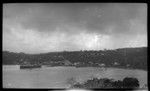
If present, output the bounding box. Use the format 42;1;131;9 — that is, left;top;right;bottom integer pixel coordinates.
3;47;147;70
71;77;140;89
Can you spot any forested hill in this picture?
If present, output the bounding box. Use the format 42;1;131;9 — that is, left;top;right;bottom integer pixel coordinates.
3;47;147;70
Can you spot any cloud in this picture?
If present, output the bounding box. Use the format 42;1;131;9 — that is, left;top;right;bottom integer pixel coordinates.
3;3;147;34
3;3;147;53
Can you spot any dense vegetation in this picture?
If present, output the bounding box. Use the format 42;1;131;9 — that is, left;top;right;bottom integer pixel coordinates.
70;77;140;89
3;47;147;70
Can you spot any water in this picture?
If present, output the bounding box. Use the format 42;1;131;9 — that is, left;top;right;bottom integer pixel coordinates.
3;65;147;88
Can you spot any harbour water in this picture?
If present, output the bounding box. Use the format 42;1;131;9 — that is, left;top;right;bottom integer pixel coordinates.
3;65;147;88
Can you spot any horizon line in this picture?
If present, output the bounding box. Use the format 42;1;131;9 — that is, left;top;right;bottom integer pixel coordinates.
3;46;147;55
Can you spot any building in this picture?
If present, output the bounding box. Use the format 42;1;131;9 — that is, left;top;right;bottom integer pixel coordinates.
99;63;105;66
114;62;120;65
64;60;72;66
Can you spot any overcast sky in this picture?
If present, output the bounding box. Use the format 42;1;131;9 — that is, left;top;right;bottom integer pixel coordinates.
3;3;147;54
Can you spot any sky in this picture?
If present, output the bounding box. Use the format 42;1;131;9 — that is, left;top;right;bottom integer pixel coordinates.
3;3;147;54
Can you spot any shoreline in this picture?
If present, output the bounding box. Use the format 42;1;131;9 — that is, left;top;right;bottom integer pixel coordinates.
2;65;147;71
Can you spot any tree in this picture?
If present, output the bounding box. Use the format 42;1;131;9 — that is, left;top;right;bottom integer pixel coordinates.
122;77;139;88
71;77;140;89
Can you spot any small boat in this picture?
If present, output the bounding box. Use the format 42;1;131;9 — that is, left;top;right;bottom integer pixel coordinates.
20;65;41;69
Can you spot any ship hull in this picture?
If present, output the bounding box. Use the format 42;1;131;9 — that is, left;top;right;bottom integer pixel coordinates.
20;65;41;69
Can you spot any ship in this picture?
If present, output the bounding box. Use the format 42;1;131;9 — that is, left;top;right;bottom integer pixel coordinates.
19;58;41;69
20;64;41;69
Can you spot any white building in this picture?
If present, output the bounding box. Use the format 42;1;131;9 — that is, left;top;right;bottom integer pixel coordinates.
126;64;130;67
64;60;72;66
99;63;105;66
114;62;119;65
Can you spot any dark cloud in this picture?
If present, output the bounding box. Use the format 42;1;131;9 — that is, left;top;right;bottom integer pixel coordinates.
3;3;147;53
81;3;147;35
5;3;145;35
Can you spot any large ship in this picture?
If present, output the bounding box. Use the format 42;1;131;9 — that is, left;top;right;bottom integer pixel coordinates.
19;59;41;69
20;64;41;69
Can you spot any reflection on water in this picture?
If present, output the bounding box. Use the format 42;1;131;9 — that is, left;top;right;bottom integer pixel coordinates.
3;65;147;88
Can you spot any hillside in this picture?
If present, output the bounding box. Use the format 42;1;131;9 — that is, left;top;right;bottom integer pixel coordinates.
3;47;147;70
